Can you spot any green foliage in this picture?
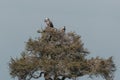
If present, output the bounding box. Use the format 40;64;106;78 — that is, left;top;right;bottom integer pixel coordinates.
9;27;116;80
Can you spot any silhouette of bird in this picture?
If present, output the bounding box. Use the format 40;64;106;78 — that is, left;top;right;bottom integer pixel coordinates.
44;18;54;28
61;26;66;32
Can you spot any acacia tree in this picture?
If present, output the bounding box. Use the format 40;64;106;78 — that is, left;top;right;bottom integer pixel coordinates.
9;20;116;80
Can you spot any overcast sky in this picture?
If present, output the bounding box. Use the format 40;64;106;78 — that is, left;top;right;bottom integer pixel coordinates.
0;0;120;80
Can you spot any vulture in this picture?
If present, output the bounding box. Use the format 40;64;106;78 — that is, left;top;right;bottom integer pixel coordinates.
44;18;54;28
61;26;66;32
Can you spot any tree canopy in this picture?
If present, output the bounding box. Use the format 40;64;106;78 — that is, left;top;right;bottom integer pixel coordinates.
9;19;116;80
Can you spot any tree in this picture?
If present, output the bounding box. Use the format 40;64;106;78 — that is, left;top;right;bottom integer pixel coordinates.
9;19;116;80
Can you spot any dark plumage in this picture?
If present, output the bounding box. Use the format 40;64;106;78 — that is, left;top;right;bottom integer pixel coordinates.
61;26;66;32
44;18;54;28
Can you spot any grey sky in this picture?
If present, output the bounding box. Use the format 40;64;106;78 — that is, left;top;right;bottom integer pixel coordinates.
0;0;120;80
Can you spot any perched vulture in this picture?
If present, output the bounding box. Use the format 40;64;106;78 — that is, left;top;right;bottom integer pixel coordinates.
61;26;66;32
44;18;54;28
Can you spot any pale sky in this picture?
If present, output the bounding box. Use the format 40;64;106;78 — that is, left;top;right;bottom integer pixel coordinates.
0;0;120;80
